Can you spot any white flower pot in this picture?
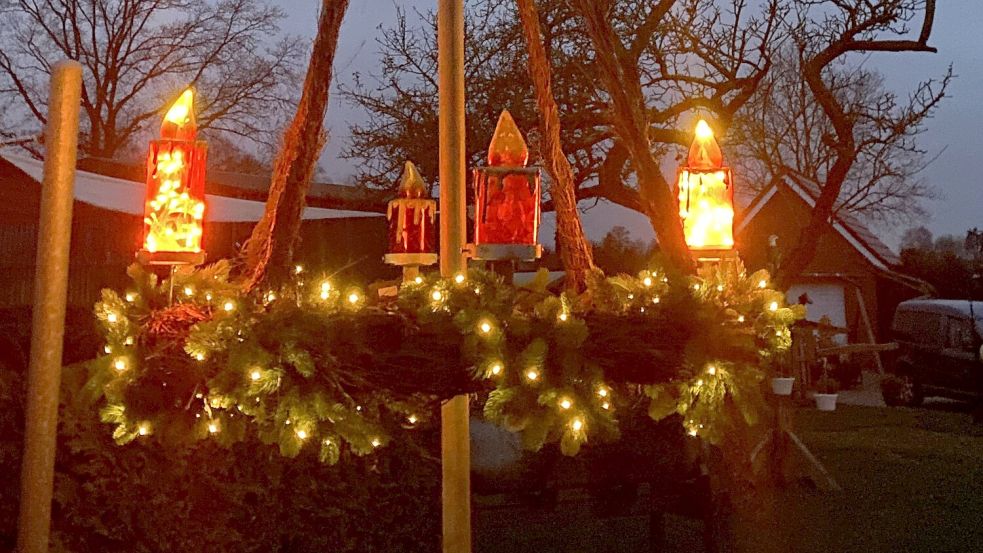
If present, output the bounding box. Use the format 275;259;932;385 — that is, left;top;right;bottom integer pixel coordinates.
771;377;795;396
814;393;838;411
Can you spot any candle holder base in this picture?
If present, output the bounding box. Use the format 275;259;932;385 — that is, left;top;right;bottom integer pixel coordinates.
471;243;541;262
136;250;206;266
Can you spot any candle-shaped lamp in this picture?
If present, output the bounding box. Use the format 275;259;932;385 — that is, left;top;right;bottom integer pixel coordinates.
675;119;734;253
136;88;207;266
384;161;438;268
472;110;541;261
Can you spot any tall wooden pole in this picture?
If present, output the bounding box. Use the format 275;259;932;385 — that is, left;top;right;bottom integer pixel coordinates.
17;60;82;553
438;0;471;552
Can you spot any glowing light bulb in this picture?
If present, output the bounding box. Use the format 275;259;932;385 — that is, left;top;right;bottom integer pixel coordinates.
738;315;745;323
184;286;194;296
107;312;118;323
560;398;572;410
208;423;218;434
205;292;213;301
716;285;724;292
559;312;568;322
125;292;136;302
113;358;127;372
250;369;261;381
693;283;701;291
525;369;539;382
295;265;303;274
479;321;492;334
266;291;277;302
708;366;717;375
104;345;112;354
652;297;661;304
602;402;610;410
598;387;608;398
321;281;331;293
758;280;767;289
769;302;779;312
320;290;329;300
414;276;423;284
431;290;443;301
643;276;653;287
223;301;235;312
490;363;503;376
454;273;465;284
195;352;205;361
296;429;308;440
138;423;150;436
571;418;584;432
348;292;360;304
371;438;381;448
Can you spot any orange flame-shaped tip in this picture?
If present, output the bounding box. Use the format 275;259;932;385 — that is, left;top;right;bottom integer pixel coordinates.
488;110;528;167
161;88;196;140
687;119;723;170
398;161;428;198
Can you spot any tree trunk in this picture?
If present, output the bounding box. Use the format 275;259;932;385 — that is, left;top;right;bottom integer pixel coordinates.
572;0;695;275
243;0;350;290
516;0;595;291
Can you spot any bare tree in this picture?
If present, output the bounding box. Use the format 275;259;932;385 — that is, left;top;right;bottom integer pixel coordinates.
731;47;943;229
516;0;595;290
243;0;349;289
0;0;302;159
774;0;945;288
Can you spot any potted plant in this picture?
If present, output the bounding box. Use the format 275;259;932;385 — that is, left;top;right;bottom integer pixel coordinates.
770;370;795;396
814;365;840;411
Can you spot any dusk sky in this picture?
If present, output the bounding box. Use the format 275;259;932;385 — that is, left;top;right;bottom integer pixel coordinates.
283;1;981;249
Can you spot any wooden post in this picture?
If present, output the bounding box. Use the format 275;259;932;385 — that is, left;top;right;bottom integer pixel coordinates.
438;1;471;552
17;60;82;553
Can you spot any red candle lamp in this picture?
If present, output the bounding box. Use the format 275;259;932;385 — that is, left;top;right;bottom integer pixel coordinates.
384;161;438;267
675;119;735;254
136;88;207;266
471;110;542;261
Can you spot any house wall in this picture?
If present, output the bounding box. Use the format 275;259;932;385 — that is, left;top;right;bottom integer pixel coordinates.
737;185;881;343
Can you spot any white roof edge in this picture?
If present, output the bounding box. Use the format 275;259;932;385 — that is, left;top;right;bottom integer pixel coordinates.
2;153;381;222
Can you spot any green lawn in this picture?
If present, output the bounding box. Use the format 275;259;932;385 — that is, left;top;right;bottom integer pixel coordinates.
734;403;983;553
475;403;983;553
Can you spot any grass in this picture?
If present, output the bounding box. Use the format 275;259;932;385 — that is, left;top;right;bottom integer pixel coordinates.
474;403;983;553
735;403;983;553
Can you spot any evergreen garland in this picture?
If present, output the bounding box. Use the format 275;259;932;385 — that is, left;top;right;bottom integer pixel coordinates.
87;259;804;463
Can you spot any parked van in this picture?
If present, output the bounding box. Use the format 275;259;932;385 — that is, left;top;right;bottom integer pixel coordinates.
882;299;983;406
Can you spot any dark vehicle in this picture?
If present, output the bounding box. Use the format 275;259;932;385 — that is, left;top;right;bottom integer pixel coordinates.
882;299;983;406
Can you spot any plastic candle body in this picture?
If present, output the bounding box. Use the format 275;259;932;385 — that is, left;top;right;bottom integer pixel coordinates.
139;89;207;265
385;161;437;266
473;110;541;260
675;120;734;251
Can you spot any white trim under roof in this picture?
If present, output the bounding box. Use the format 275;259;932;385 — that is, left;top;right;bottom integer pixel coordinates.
2;154;381;223
737;176;889;272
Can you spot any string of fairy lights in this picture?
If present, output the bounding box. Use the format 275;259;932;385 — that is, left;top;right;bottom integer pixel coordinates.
92;259;802;461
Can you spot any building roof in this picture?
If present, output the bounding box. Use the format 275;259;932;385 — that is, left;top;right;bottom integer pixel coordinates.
1;153;385;222
737;171;900;271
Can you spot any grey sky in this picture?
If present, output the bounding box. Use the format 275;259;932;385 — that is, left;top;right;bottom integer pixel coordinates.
282;1;982;249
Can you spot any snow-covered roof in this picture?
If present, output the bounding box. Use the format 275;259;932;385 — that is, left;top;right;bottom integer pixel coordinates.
2;153;382;223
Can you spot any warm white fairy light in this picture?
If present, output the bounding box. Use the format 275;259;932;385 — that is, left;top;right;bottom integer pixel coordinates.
559;398;572;410
138;423;150;436
737;315;745;322
652;297;661;304
295;264;304;274
707;365;717;375
716;284;724;292
479;321;492;334
104;345;112;354
431;290;443;301
266;291;277;302
371;438;381;448
692;283;701;291
205;292;213;301
296;429;308;440
113;357;127;372
125;292;136;302
250;369;261;381
194;352;205;361
454;273;465;284
408;414;418;424
107;312;118;323
125;336;134;345
320;290;330;300
348;292;360;304
414;276;423;284
558;312;568;322
597;387;608;398
643;276;653;287
570;418;584;432
208;423;219;434
223;300;235;312
602;402;610;410
769;301;779;312
490;362;503;376
758;279;767;289
696;379;704;386
525;368;539;381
